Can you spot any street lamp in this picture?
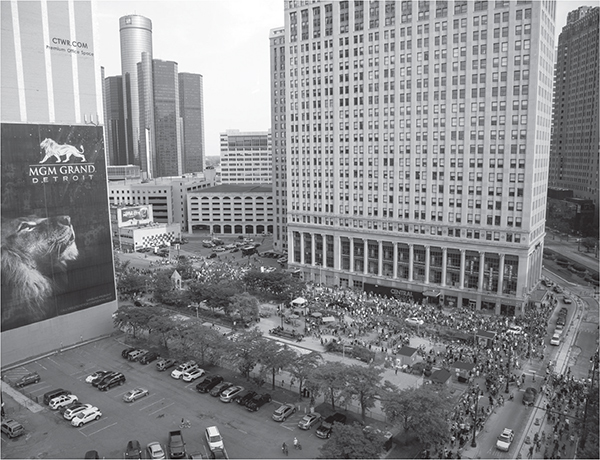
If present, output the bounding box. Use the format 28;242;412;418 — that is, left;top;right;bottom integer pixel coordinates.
471;385;481;448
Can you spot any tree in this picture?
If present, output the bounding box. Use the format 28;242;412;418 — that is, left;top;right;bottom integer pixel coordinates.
309;361;347;410
227;292;259;324
582;237;598;253
287;351;323;397
318;422;385;459
184;324;225;366
381;385;453;447
147;311;178;350
117;271;149;297
112;304;155;339
341;364;384;422
224;329;264;380
256;341;298;390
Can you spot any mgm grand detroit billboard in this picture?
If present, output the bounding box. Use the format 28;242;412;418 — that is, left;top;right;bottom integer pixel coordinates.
1;123;116;363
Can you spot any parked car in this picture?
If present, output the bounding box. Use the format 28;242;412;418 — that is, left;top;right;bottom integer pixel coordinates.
246;393;272;412
553;285;563;294
60;401;85;416
139;351;159;365
210;381;233;397
43;388;71;405
125;440;142;459
71;407;102;427
49;394;78;410
98;373;126;391
182;368;205;382
1;419;24;438
219;386;245;403
64;404;96;421
234;390;257;406
550;333;561;346
315;413;347;439
156;358;178;371
496;428;514;451
197;375;223;393
122;347;138;359
85;371;108;384
298;412;322;430
204;426;224;451
123;387;149;403
272;403;296;421
93;372;118;388
171;361;198;379
522;387;538;406
146;442;166;460
405;317;424;326
128;349;147;362
84;451;100;459
562;296;572;304
15;372;41;388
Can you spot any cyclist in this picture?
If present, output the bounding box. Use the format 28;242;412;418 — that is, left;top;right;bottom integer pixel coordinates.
282;442;288;456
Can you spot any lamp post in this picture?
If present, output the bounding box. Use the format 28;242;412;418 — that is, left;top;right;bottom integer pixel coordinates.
471;385;481;448
505;345;512;394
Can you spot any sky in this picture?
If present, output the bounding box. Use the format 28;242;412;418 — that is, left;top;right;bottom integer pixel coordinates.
94;0;595;157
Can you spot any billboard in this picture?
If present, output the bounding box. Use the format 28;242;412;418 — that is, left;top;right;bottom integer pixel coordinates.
1;123;116;332
117;205;153;227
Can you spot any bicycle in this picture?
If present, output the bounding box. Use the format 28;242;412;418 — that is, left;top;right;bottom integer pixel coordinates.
282;443;289;456
294;438;302;450
180;419;191;429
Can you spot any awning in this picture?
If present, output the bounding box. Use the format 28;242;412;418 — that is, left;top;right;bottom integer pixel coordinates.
322;316;336;323
423;290;440;297
291;297;307;305
311;312;323;318
289;314;300;319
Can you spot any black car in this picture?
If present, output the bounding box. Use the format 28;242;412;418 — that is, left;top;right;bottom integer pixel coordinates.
121;347;137;359
246;393;272;412
93;372;117;388
196;375;223;393
15;372;41;388
125;440;142;459
234;390;257;406
316;413;347;439
139;351;159;365
98;373;126;391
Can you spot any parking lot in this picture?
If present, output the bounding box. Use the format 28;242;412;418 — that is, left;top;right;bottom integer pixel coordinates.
2;336;323;459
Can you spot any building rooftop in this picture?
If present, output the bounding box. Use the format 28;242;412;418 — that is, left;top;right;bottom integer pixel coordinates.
192;184;272;194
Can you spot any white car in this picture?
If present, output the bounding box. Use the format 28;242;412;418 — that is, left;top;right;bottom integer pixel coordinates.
146;441;166;460
85;370;108;384
182;368;205;382
71;407;102;427
49;394;78;410
496;428;514;451
219;385;245;403
205;426;224;451
405;317;424;326
550;333;561;346
171;361;198;379
64;404;97;421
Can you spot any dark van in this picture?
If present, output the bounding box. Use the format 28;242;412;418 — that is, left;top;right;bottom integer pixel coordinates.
43;389;70;406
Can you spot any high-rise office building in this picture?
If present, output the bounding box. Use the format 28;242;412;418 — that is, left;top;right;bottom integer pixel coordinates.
282;0;555;315
120;14;153;166
220;130;272;184
103;73;127;166
179;72;206;174
549;6;599;215
270;27;289;253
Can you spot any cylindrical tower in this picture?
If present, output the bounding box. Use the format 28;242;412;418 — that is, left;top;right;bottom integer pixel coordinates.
119;14;152;166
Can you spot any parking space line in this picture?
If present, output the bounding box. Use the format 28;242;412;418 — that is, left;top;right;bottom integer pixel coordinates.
46;357;61;366
149;402;174;415
85;421;118;437
140;398;165;410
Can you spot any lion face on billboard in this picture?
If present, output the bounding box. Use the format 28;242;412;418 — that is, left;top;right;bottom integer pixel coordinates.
1;215;78;327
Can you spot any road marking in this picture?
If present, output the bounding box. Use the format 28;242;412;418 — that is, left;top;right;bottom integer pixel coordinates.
81;421;118;437
35;362;47;370
46;357;61;366
149;402;174;415
140;398;165;410
237;428;248;434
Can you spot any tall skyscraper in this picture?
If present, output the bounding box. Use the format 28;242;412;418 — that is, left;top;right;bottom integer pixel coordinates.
120;14;153;166
270;27;289;253
549;6;599;215
282;0;555;315
103;73;127;166
179;72;206;174
220;130;272;184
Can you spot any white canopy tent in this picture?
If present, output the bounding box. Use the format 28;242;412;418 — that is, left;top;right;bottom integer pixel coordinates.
291;297;307;306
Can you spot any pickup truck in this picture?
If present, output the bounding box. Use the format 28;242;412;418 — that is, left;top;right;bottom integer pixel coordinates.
169;430;186;458
269;326;303;342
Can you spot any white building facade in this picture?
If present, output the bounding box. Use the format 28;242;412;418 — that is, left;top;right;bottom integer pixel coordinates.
283;0;555;315
219;130;272;184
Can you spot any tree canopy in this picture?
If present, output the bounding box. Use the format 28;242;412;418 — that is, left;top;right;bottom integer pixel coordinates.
318;422;385;459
